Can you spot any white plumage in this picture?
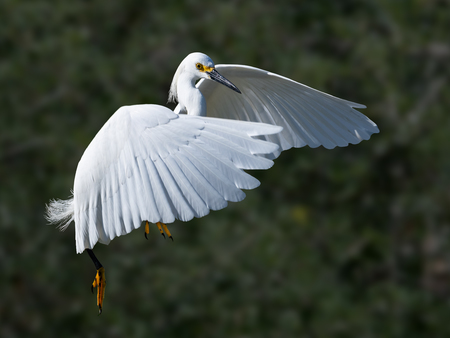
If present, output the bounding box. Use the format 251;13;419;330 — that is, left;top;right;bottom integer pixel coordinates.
47;52;379;254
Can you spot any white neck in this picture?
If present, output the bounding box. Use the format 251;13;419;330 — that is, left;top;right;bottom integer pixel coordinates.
176;73;207;116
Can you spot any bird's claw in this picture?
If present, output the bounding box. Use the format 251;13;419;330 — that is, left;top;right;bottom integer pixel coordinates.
91;267;106;315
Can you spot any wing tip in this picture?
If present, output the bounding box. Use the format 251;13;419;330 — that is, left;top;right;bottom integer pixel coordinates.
352;103;367;109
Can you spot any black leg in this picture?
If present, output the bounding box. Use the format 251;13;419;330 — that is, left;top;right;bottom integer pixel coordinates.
87;249;103;270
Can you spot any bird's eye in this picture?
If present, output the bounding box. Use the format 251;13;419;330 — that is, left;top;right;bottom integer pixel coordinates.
196;63;203;71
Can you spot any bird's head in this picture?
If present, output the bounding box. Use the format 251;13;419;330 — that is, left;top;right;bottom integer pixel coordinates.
168;52;241;103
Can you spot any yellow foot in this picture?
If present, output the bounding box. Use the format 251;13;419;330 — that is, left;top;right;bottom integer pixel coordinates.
91;267;106;314
144;221;173;240
145;221;150;240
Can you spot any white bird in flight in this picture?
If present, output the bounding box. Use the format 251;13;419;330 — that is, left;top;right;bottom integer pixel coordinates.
46;52;379;313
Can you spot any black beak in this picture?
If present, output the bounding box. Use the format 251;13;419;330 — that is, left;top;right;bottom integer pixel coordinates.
207;69;241;94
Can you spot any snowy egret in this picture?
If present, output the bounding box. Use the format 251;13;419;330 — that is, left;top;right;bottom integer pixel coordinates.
46;52;379;313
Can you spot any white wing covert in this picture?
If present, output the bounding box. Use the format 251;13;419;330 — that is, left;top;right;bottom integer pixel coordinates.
197;65;379;158
73;104;281;253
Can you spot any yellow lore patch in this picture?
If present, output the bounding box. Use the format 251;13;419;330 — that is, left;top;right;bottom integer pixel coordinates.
203;65;214;72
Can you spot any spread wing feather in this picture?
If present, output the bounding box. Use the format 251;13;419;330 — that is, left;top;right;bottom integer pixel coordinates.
73;104;281;253
197;64;379;158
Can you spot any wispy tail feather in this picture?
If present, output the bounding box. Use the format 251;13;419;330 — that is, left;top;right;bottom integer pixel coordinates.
45;195;74;231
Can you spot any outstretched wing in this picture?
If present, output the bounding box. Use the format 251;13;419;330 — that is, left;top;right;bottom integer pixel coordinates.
73;104;281;253
197;64;379;158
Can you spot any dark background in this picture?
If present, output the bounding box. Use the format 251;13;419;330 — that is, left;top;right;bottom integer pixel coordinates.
2;1;450;337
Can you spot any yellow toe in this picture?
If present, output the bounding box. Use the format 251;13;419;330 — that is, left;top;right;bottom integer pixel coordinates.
161;222;173;241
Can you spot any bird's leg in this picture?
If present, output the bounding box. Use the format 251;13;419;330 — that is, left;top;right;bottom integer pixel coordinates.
160;222;173;241
87;249;106;315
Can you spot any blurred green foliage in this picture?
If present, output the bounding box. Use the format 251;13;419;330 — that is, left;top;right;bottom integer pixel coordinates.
1;0;450;337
